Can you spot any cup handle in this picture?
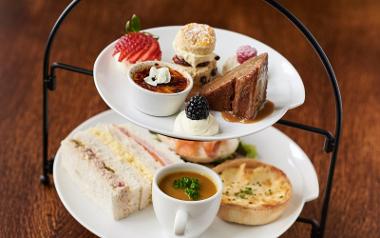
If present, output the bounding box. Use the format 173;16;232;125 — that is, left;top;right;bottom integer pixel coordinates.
174;209;188;236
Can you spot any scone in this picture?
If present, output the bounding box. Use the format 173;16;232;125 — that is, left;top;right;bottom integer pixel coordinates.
213;158;292;225
175;59;218;87
172;23;220;88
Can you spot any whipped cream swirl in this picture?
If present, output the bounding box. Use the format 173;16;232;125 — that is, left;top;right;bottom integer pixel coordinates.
174;111;219;136
144;66;171;86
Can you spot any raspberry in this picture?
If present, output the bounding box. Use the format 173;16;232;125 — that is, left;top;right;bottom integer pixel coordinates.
236;45;257;64
185;96;210;120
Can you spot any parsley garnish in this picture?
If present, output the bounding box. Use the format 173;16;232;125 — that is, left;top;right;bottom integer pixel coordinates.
173;177;200;200
234;186;254;199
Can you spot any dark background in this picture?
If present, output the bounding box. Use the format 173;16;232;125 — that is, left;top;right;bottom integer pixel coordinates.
0;0;379;237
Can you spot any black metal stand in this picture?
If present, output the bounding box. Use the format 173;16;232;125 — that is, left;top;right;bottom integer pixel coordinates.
41;1;342;237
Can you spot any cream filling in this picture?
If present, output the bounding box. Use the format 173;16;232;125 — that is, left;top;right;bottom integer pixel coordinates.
90;128;154;181
144;66;171;86
222;56;239;75
113;52;133;73
173;111;219;136
174;47;215;68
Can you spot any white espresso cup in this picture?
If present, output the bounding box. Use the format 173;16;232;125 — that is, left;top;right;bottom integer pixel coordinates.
152;163;223;238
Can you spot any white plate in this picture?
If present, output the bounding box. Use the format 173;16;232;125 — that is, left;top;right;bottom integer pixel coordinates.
53;110;318;238
93;26;305;141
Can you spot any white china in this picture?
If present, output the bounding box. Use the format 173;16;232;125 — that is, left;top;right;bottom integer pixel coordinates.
152;163;222;238
127;61;193;116
53;110;319;238
93;26;305;141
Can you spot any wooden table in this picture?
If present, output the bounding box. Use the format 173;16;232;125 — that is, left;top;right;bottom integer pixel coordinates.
0;0;379;237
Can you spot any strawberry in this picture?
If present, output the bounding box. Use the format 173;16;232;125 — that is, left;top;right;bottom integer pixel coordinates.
140;38;160;61
127;34;153;63
113;15;162;64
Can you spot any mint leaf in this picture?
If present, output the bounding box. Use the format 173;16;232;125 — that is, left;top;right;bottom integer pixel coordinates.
125;14;141;33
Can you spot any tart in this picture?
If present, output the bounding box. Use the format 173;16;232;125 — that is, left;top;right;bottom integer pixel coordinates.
213;158;292;225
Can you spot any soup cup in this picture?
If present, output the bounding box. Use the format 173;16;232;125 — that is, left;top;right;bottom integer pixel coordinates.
127;61;193;117
152;163;223;238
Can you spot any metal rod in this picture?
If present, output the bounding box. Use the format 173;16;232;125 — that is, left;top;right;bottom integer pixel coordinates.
51;62;93;76
276;119;335;153
277;118;334;139
41;0;82;185
297;216;320;229
264;0;343;237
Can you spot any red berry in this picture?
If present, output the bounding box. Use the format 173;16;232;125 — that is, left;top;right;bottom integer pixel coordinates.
236;45;257;64
113;32;162;63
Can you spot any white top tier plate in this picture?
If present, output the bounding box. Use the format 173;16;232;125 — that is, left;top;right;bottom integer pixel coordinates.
94;26;305;141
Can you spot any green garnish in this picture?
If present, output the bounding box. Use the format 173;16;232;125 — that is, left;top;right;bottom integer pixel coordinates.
265;189;273;196
239;193;246;199
236;142;257;158
173;177;200;200
243;187;253;194
125;14;141;33
234;186;254;199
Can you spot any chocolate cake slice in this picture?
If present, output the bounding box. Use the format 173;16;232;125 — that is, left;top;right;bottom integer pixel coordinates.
200;53;268;119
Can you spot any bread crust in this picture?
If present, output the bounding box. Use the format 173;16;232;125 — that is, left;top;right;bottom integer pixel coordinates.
213;158;292;225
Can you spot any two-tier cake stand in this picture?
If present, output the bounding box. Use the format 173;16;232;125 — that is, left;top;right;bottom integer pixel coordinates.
40;1;342;237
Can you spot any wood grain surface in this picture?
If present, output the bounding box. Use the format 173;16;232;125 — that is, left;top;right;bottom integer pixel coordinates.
0;0;379;237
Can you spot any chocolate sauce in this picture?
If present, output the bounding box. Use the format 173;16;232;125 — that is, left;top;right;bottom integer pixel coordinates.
221;101;275;123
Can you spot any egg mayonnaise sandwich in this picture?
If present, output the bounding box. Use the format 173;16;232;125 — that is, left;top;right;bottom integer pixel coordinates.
60;123;183;220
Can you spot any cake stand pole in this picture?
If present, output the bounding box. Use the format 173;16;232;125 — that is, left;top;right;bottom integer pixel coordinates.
264;1;343;237
41;0;85;185
40;0;343;237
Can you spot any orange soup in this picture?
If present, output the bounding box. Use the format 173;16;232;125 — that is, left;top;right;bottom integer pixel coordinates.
159;171;217;201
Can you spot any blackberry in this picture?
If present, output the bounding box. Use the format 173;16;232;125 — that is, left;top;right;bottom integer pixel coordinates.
185;96;209;120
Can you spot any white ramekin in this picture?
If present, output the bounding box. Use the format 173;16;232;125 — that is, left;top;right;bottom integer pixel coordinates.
127;61;193;116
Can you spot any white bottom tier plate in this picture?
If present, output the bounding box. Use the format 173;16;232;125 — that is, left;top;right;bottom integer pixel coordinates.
53;110;319;238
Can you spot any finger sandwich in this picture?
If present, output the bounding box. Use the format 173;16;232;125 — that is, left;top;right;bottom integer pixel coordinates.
60;123;183;220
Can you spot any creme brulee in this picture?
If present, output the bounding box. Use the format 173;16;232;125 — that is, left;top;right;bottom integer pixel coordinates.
132;65;188;93
159;171;217;201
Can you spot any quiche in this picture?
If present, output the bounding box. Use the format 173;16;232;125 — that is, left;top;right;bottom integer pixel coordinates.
213;158;292;225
